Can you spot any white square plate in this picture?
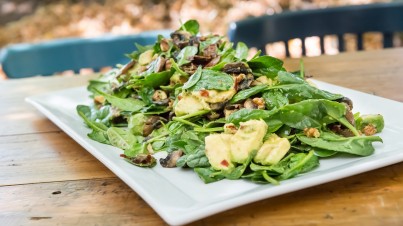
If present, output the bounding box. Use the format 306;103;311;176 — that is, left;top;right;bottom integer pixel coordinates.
26;79;403;225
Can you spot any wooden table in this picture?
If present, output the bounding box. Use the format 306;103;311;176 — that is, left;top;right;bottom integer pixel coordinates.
1;48;403;226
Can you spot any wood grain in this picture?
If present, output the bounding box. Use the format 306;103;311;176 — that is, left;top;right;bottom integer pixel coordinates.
1;48;403;225
0;132;114;186
283;48;403;102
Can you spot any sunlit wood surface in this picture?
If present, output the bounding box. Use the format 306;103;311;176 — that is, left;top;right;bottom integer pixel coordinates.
1;48;403;226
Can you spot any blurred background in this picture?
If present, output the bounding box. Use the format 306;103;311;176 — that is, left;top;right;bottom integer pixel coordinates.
0;0;402;79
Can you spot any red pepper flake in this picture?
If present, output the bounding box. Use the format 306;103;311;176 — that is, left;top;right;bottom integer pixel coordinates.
221;160;229;167
178;95;183;100
200;90;209;97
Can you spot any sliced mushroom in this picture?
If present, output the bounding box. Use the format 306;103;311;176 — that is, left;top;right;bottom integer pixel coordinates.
203;44;218;58
143;116;163;137
205;55;221;67
152;90;169;105
160;38;170;52
209;101;227;111
235;73;254;90
224;104;243;118
121;154;156;167
153;56;166;73
223;62;250;74
170;30;191;48
115;60;136;78
160;150;184;168
336;96;353;110
192;55;212;65
182;63;198;75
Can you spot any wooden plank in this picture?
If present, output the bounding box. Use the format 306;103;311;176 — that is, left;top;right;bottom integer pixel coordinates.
283;48;403;102
0;74;98;136
0;132;114;186
1;162;402;225
0;178;165;226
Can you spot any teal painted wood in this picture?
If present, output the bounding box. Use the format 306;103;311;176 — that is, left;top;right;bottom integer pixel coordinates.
228;2;403;56
0;30;171;78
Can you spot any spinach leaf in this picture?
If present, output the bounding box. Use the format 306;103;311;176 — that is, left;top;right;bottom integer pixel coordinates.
169;59;188;76
266;84;343;102
94;88;145;112
107;127;137;150
276;71;305;84
190;69;234;91
77;105;109;132
180;20;199;35
226;108;275;124
182;66;202;89
177;46;198;66
297;132;383;156
142;70;173;88
176;148;210;168
276;99;346;130
277;151;319;180
235;42;248;60
263;90;289;109
88;130;110;144
248;55;283;71
230;85;268;104
194;167;225;183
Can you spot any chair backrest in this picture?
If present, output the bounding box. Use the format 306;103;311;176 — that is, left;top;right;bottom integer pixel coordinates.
228;2;403;56
0;30;171;78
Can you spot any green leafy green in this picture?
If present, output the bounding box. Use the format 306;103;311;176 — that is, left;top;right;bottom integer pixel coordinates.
297;132;383;156
177;46;198;66
94;88;145;112
190;69;234;91
180;19;199;35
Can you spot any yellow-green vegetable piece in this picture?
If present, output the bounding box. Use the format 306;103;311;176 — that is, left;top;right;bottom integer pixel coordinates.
254;133;291;165
230;119;268;163
174;93;210;116
205;134;234;171
138;49;154;65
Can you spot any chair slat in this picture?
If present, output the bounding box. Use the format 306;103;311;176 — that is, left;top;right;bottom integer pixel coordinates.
383;32;394;48
301;38;306;56
357;33;363;50
337;34;345;52
284;41;290;57
319;36;325;54
228;2;403;57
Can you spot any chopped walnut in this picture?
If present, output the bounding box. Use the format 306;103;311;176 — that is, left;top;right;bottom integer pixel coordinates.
362;124;377;136
224;123;238;134
303;128;320;138
94;95;105;105
252;97;265;109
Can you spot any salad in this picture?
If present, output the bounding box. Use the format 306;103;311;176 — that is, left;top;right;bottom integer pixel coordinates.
77;20;384;184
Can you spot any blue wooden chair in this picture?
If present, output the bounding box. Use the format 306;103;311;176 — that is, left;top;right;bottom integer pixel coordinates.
0;30;171;78
228;2;403;57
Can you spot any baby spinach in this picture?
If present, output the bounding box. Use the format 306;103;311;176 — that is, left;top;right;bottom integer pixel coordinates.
176;46;198;66
190;69;234;91
142;70;173;88
235;42;248;60
182;66;202;89
248;55;283;71
194;167;225;183
94;88;145;112
107;127;137;150
230;84;268;104
297;132;383;156
180;19;199;35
